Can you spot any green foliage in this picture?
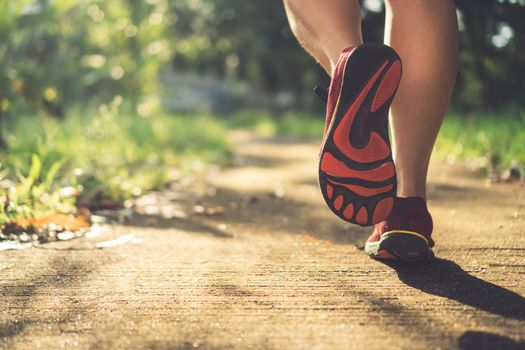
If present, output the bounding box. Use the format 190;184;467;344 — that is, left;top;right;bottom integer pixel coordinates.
2;0;524;121
455;0;525;109
0;0;171;120
1;102;230;228
1;0;524;229
225;111;324;138
167;1;321;95
225;109;525;175
0;154;75;228
435;109;525;173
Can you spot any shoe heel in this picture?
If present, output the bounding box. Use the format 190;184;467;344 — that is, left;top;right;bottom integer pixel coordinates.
368;231;433;262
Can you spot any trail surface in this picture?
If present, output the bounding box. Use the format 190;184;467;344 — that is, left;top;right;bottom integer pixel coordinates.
1;131;524;349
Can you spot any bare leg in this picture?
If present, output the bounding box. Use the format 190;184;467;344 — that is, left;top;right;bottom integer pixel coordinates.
385;0;459;198
283;0;362;74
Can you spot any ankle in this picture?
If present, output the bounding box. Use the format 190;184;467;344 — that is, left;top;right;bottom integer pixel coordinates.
397;187;427;201
396;184;427;199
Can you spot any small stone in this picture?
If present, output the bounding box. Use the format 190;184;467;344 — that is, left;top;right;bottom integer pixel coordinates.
57;231;75;241
501;167;521;183
18;233;30;242
205;206;225;215
193;205;205;214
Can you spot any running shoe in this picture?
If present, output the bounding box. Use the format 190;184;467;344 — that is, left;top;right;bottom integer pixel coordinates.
365;196;435;262
317;43;402;226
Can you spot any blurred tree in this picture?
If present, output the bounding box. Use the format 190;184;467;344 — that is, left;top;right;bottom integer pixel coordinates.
165;0;525;110
0;0;171;141
165;0;324;110
0;0;524;147
361;0;525;110
455;0;525;109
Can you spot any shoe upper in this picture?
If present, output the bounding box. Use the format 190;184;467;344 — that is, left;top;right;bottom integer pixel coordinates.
368;196;434;247
324;46;357;135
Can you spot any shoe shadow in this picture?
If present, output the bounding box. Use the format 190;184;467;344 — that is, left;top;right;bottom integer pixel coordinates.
458;331;525;350
381;258;525;321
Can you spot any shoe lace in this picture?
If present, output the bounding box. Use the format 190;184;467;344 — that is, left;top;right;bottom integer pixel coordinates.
313;85;328;104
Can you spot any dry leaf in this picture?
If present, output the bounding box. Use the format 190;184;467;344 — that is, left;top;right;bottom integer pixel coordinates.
15;213;90;231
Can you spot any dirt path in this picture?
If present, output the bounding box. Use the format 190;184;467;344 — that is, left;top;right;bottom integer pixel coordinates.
1;131;524;349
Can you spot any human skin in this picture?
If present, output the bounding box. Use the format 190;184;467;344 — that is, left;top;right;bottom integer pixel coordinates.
283;0;459;199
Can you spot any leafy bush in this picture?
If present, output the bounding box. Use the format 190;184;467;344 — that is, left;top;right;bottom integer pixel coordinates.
0;99;230;228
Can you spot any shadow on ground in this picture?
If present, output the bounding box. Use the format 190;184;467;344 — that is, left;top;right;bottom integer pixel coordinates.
126;214;235;239
458;331;525;350
0;256;101;342
123;186;368;245
382;258;525;321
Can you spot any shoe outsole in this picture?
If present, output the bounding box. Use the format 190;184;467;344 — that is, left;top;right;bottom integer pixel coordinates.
318;44;402;227
364;231;434;262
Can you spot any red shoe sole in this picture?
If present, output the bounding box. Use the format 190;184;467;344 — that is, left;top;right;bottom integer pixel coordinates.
319;44;402;226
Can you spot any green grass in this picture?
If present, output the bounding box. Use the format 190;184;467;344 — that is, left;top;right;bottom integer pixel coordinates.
0;99;230;228
434;111;525;172
224;110;324;138
2;105;523;231
225;109;525;174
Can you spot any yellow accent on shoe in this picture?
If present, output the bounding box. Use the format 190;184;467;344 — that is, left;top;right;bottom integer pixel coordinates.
382;230;429;245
